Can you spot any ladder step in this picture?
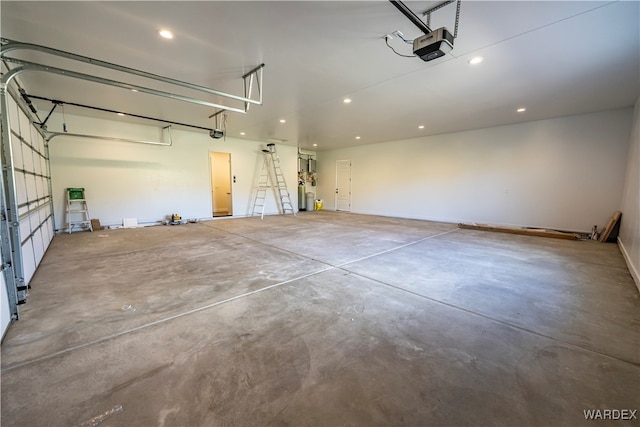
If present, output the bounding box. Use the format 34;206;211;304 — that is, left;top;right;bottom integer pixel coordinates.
252;144;297;218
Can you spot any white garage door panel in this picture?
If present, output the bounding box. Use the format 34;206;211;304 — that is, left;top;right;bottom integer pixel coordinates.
33;229;45;265
18;109;30;141
8;96;20;134
22;148;34;173
1;268;10;337
1;241;11;337
28;211;40;231
18;206;29;218
37;133;45;154
22;240;36;285
15;171;27;204
39;221;49;246
10;134;23;170
4;92;54;320
26;174;38;201
39;204;46;223
19;218;31;240
45;218;54;244
48;218;54;242
36;176;45;198
32;152;42;177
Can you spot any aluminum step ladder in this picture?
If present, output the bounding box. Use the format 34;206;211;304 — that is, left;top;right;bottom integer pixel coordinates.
66;187;93;233
252;143;296;219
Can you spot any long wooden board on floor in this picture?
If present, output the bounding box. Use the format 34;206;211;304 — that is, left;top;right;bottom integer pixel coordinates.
599;211;622;243
458;223;581;240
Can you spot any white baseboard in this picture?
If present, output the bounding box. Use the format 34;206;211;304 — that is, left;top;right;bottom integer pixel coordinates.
618;237;640;294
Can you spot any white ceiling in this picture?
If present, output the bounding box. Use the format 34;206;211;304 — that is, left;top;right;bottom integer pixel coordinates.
1;1;638;150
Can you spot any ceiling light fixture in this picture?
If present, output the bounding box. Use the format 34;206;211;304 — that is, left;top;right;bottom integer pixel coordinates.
517;107;526;113
355;136;361;140
240;132;246;136
313;143;318;147
159;30;174;39
468;56;484;65
343;98;352;104
117;112;125;116
418;125;425;129
279;119;286;123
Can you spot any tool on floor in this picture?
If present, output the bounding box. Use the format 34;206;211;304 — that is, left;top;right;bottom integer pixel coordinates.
252;143;295;219
66;187;93;233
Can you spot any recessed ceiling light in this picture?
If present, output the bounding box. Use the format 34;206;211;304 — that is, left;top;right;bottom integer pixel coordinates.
313;143;318;147
517;107;527;113
117;113;125;116
159;29;174;39
418;125;425;129
468;56;484;65
131;89;138;93
343;98;352;104
279;119;286;123
355;136;361;140
240;132;246;136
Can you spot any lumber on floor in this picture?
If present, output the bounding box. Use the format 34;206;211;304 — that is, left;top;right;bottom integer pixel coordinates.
599;211;622;243
458;223;581;240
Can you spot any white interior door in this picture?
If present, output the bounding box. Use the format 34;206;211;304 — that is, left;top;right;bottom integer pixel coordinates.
210;152;232;217
335;160;351;212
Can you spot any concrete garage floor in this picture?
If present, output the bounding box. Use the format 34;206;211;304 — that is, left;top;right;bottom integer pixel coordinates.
1;211;639;426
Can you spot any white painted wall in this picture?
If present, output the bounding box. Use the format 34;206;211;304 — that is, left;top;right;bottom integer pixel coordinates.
47;113;298;230
317;108;633;233
619;97;640;291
